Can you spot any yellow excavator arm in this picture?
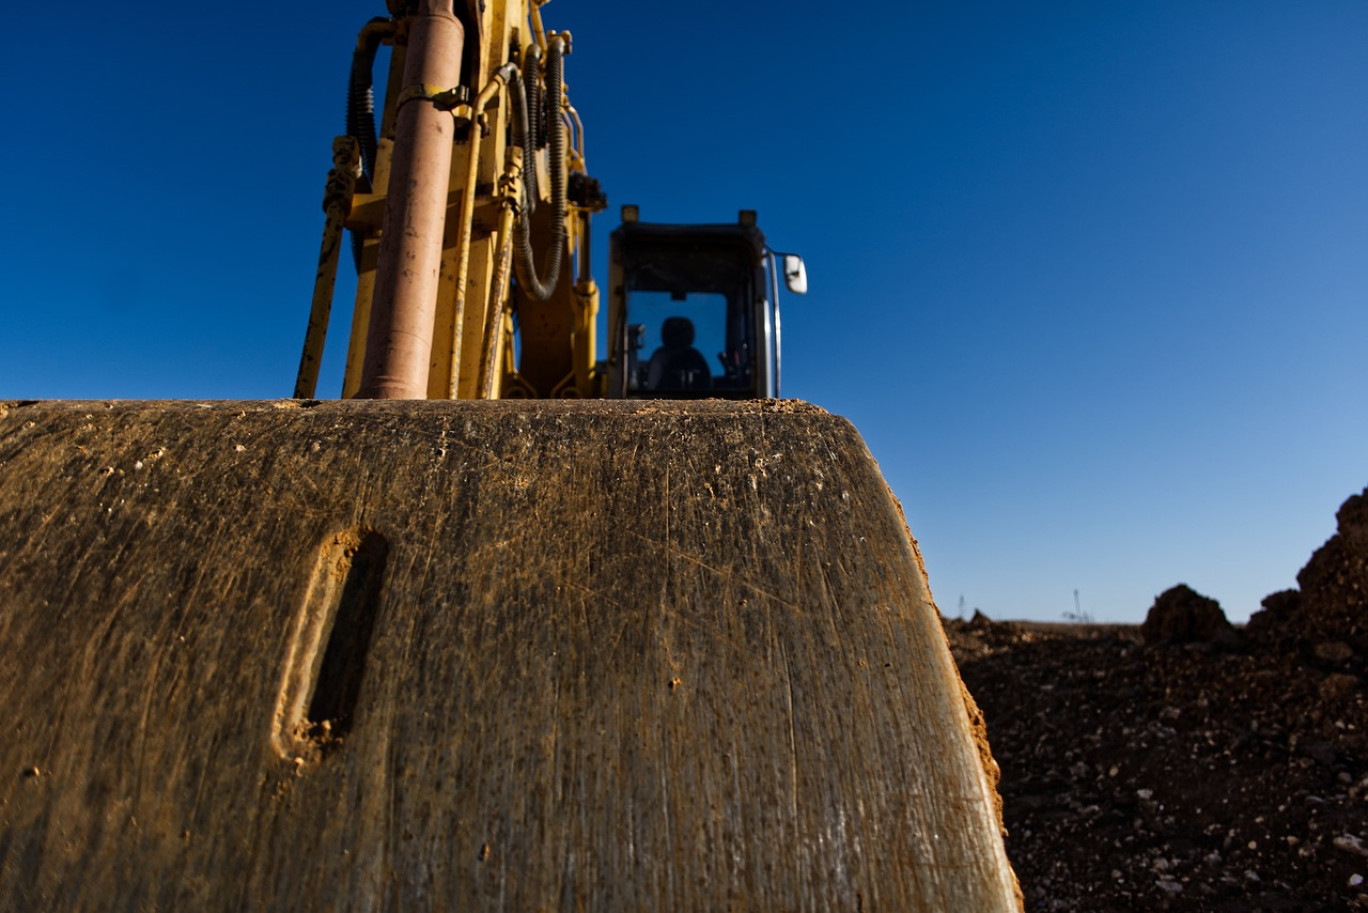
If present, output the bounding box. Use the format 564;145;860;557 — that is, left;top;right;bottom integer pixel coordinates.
296;0;603;402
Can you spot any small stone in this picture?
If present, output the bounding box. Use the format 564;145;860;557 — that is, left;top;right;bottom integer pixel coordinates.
1320;674;1358;699
1349;874;1364;887
1334;834;1368;857
1137;789;1154;800
1314;641;1354;664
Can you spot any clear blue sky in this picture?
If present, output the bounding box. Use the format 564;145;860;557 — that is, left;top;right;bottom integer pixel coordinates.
3;2;1365;623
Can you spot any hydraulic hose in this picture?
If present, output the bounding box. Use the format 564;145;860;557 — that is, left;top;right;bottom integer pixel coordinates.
510;36;566;302
346;18;389;271
524;43;545;149
520;43;544;210
347;18;389;186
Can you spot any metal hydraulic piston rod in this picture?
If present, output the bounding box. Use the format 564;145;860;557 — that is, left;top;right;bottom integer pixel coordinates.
356;0;464;399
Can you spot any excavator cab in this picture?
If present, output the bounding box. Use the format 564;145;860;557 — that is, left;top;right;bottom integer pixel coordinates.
608;206;805;399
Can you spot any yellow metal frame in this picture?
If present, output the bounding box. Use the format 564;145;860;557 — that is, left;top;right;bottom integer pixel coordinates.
295;136;360;399
300;0;601;401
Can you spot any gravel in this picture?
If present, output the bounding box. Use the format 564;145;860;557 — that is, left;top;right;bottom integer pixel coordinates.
944;485;1368;911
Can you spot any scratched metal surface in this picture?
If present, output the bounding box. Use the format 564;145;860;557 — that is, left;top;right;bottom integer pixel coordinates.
0;399;1018;911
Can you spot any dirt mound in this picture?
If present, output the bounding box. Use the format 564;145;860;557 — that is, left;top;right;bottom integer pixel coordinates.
1142;584;1234;645
1248;487;1368;661
937;489;1368;910
945;617;1368;911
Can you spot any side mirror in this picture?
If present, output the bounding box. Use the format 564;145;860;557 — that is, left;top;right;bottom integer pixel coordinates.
782;254;808;295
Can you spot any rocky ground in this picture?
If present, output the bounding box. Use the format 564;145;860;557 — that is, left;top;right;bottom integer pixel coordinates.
945;488;1368;912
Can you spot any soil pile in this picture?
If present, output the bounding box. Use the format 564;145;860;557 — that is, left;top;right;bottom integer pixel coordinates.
1142;584;1235;645
947;487;1368;911
1248;488;1368;664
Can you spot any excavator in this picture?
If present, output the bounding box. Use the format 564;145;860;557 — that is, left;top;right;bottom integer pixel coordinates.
0;1;1020;910
290;3;806;405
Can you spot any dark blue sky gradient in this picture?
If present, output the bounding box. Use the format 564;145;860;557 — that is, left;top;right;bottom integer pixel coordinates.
3;2;1365;621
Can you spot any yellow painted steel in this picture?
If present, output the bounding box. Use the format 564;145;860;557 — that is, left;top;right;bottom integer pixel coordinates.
294;136;360;399
529;0;549;49
441;70;512;398
478;198;518;397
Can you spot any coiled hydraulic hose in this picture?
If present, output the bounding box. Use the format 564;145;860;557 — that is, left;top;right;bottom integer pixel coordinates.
509;37;566;301
347;18;389;186
520;43;544;209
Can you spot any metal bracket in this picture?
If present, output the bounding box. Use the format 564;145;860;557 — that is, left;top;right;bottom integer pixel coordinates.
321;136;361;215
496;151;525;218
396;83;470;113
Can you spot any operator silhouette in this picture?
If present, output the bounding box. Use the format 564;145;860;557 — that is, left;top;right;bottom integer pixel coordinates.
646;316;711;391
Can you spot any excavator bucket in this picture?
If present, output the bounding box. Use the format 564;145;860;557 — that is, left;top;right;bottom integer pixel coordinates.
0;399;1018;911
